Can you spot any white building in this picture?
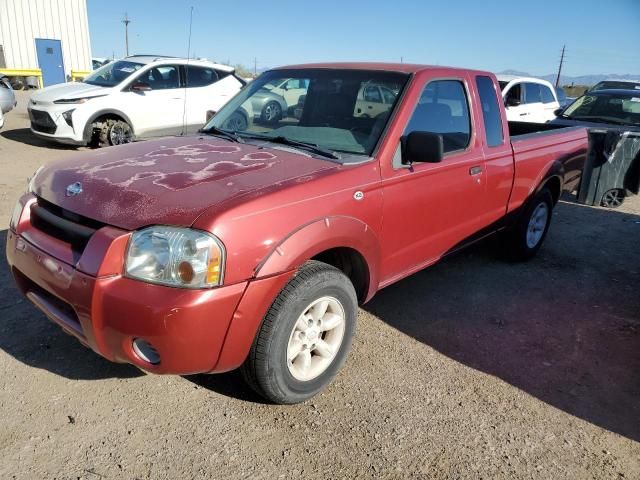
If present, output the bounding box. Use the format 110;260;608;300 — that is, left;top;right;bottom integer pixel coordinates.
0;0;92;86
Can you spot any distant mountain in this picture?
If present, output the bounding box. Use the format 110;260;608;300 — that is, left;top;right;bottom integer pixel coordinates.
498;70;640;87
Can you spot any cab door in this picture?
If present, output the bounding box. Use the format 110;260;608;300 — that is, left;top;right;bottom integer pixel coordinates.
124;64;185;138
379;76;489;282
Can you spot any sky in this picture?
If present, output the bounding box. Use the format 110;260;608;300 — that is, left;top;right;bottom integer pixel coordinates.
88;0;640;76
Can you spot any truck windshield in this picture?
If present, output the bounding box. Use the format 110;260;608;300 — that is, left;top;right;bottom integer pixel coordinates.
205;69;409;158
562;92;640;126
84;60;144;87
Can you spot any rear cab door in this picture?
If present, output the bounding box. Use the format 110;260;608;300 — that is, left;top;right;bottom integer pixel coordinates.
183;66;242;133
503;82;532;121
378;70;492;284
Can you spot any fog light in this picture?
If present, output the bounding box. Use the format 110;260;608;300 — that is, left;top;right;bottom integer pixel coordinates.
132;338;160;365
62;109;75;127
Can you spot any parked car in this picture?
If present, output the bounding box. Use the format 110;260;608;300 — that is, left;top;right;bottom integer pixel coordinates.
589;79;640;92
0;74;17;115
550;89;640;129
354;82;398;118
91;57;111;70
8;63;588;404
497;75;560;123
27;55;246;147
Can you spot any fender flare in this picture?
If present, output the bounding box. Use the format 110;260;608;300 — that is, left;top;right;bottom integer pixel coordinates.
535;159;565;203
82;109;136;143
255;216;381;301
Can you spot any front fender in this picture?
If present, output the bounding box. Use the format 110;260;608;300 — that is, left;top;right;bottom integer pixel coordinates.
255;216;381;301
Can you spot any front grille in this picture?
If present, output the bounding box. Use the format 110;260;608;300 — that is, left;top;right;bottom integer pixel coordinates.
29;109;57;134
30;197;105;252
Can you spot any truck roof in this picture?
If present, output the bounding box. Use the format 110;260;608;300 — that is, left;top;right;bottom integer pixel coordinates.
272;62;492;76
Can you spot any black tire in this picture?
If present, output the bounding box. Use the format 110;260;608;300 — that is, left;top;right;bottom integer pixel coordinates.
502;188;554;261
601;189;625;208
241;260;357;404
92;118;133;148
260;101;282;125
223;111;248;131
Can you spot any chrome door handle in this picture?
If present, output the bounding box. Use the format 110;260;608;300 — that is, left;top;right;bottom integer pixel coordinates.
469;166;483;175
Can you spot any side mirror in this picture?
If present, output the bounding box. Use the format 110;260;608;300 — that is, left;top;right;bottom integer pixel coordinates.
553;108;564;117
505;97;521;107
206;110;216;122
130;82;151;92
402;131;443;165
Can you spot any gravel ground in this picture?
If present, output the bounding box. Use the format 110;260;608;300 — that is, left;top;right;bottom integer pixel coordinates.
1;91;639;479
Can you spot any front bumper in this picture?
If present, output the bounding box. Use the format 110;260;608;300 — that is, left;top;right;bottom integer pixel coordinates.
28;105;86;145
6;194;294;374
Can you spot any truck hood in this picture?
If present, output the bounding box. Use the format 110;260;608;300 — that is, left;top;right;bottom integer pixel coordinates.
31;136;340;230
30;82;111;104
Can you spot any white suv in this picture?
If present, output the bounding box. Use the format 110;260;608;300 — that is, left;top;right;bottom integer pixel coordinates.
497;75;560;123
28;55;245;147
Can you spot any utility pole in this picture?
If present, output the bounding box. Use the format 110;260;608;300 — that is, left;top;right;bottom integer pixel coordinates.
122;13;131;57
555;45;565;87
400;56;403;64
254;57;257;76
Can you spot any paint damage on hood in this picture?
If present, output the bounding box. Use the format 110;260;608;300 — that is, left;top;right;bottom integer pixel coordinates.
32;136;340;230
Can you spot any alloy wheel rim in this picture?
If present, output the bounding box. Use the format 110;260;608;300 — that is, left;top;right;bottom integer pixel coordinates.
110;124;132;145
603;190;623;208
286;296;346;382
265;103;280;121
526;202;549;248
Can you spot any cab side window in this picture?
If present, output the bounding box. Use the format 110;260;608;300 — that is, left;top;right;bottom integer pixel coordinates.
505;84;521;106
405;79;471;154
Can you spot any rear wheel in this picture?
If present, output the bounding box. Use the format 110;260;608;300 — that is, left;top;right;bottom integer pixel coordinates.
260;101;282;125
601;189;625;208
502;188;553;261
241;261;357;404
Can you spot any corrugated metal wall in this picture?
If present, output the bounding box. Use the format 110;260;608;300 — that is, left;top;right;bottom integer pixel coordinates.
0;0;92;74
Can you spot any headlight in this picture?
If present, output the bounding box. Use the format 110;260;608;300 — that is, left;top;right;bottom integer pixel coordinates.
53;95;106;104
125;226;225;288
9;200;23;231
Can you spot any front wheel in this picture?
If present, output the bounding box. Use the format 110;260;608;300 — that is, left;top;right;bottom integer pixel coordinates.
601;189;625;208
502;188;553;261
260;101;282;125
92;118;133;147
241;261;357;404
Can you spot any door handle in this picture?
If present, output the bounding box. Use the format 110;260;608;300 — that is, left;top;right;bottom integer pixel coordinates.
519;113;528;116
469;166;483;176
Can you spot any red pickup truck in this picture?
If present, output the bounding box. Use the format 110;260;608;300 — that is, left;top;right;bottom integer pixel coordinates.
7;64;587;404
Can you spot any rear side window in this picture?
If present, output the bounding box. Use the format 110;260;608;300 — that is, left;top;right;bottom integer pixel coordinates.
524;83;542;103
405;79;471;154
186;66;219;87
475;76;504;147
541;85;555;104
140;65;180;90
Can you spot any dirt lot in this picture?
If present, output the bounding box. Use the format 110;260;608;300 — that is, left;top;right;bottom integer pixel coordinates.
1;91;639;479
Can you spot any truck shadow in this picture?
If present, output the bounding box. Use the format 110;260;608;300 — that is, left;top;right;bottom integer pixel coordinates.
364;199;640;442
0;229;142;380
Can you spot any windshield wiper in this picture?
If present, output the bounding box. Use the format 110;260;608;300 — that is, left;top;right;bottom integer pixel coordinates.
200;126;244;143
239;133;339;160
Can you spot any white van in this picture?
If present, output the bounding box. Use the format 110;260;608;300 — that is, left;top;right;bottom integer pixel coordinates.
497;75;560;123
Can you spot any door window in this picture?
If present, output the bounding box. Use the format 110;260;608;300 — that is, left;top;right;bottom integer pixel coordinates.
186;66;219;87
523;83;542;103
139;65;180;90
405;79;471;154
541;85;556;104
364;86;383;103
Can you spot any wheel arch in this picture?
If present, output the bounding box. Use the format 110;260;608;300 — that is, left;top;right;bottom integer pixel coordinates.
255;216;380;303
82;109;136;143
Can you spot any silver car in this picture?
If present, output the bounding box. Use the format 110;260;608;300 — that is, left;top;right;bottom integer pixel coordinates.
0;75;17;115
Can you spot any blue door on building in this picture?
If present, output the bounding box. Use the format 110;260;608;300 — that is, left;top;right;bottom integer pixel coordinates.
35;39;65;86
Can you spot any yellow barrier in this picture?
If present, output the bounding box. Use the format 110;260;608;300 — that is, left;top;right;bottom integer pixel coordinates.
0;68;43;88
70;70;91;82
